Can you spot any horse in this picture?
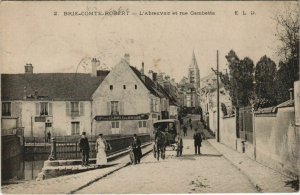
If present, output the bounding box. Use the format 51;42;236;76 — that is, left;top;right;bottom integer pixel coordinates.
153;130;167;161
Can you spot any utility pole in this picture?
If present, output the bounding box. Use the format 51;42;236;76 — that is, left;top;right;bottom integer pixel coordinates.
216;50;220;142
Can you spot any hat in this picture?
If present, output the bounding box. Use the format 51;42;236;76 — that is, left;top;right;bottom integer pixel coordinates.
133;134;137;137
82;132;86;135
98;134;103;136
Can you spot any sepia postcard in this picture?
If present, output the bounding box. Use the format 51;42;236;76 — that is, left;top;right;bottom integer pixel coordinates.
0;0;299;194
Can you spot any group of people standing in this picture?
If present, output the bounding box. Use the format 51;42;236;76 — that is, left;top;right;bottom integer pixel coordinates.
78;132;142;166
79;132;109;166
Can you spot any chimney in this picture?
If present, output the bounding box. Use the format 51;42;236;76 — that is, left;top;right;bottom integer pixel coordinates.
124;53;130;64
23;87;27;100
25;63;33;74
91;58;99;77
289;88;294;100
34;90;38;99
141;62;145;82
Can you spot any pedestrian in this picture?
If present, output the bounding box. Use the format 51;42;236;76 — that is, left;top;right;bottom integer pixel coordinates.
95;134;107;166
193;129;202;155
189;118;192;125
183;125;187;136
79;132;90;166
190;123;193;131
176;134;183;157
131;134;142;164
47;131;51;143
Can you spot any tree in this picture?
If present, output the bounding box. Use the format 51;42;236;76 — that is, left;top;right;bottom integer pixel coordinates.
220;50;255;108
254;55;277;108
274;5;299;103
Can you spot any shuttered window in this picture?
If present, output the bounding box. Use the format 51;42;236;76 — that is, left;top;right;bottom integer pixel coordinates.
67;102;84;117
2;102;11;116
71;102;79;116
71;122;80;135
111;101;119;115
35;102;52;116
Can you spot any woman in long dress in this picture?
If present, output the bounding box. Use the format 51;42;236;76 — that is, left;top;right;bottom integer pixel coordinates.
95;134;107;166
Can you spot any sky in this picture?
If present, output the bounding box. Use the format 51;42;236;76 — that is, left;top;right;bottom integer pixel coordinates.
0;1;298;82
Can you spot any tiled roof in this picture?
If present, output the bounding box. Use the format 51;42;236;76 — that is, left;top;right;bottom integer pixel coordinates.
1;72;109;101
130;66;179;106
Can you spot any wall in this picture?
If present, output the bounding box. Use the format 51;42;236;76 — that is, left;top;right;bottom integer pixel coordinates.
220;116;236;150
22;101;92;137
1;118;17;130
92;60;156;135
255;106;299;177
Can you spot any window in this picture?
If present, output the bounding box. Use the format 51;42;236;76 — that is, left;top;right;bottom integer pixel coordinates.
135;85;137;89
71;122;80;135
138;121;147;128
123;85;126;89
46;123;52;127
110;85;113;90
2;102;11;116
112;121;120;134
71;102;79;116
112;121;119;128
40;102;48;116
111;101;119;115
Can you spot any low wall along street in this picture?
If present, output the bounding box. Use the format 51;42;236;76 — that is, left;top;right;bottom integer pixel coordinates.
219;105;300;178
220;116;236;150
255;107;299;178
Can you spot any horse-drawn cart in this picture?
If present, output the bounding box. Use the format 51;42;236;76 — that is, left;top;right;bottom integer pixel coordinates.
152;119;181;160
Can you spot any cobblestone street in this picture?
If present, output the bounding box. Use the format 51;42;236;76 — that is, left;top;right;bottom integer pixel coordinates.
75;131;258;193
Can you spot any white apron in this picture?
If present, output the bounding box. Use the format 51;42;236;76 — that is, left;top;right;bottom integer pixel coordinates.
95;138;107;165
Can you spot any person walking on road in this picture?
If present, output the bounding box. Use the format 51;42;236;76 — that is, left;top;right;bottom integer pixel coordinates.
183;125;187;136
131;134;142;164
193;129;202;155
95;134;108;166
190;123;193;131
79;132;90;166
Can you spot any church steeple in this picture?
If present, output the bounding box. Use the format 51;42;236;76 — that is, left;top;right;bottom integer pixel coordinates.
189;50;199;70
188;51;200;89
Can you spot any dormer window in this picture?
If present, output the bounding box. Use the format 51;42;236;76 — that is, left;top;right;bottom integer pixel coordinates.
135;85;137;89
123;85;126;89
110;85;113;90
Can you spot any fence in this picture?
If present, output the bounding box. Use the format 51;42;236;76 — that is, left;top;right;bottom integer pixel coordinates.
24;134;132;145
239;106;253;143
28;133;150;160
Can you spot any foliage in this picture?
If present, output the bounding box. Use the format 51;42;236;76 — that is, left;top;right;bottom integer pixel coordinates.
254;55;277;107
220;50;254;107
273;5;299;104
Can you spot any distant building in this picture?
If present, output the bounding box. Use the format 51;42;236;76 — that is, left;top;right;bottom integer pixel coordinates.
178;51;201;109
199;73;232;133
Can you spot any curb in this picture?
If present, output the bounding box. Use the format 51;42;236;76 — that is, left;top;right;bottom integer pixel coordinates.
68;145;153;194
206;139;263;192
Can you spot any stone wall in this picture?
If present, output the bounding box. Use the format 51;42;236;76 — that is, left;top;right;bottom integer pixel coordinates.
255;107;299;178
220;116;236;150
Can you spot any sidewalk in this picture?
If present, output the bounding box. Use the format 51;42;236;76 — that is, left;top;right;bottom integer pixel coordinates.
207;139;298;192
1;144;153;194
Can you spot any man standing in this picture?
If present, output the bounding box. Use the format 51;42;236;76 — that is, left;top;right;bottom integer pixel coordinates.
79;132;90;166
193;129;202;155
131;134;142;164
